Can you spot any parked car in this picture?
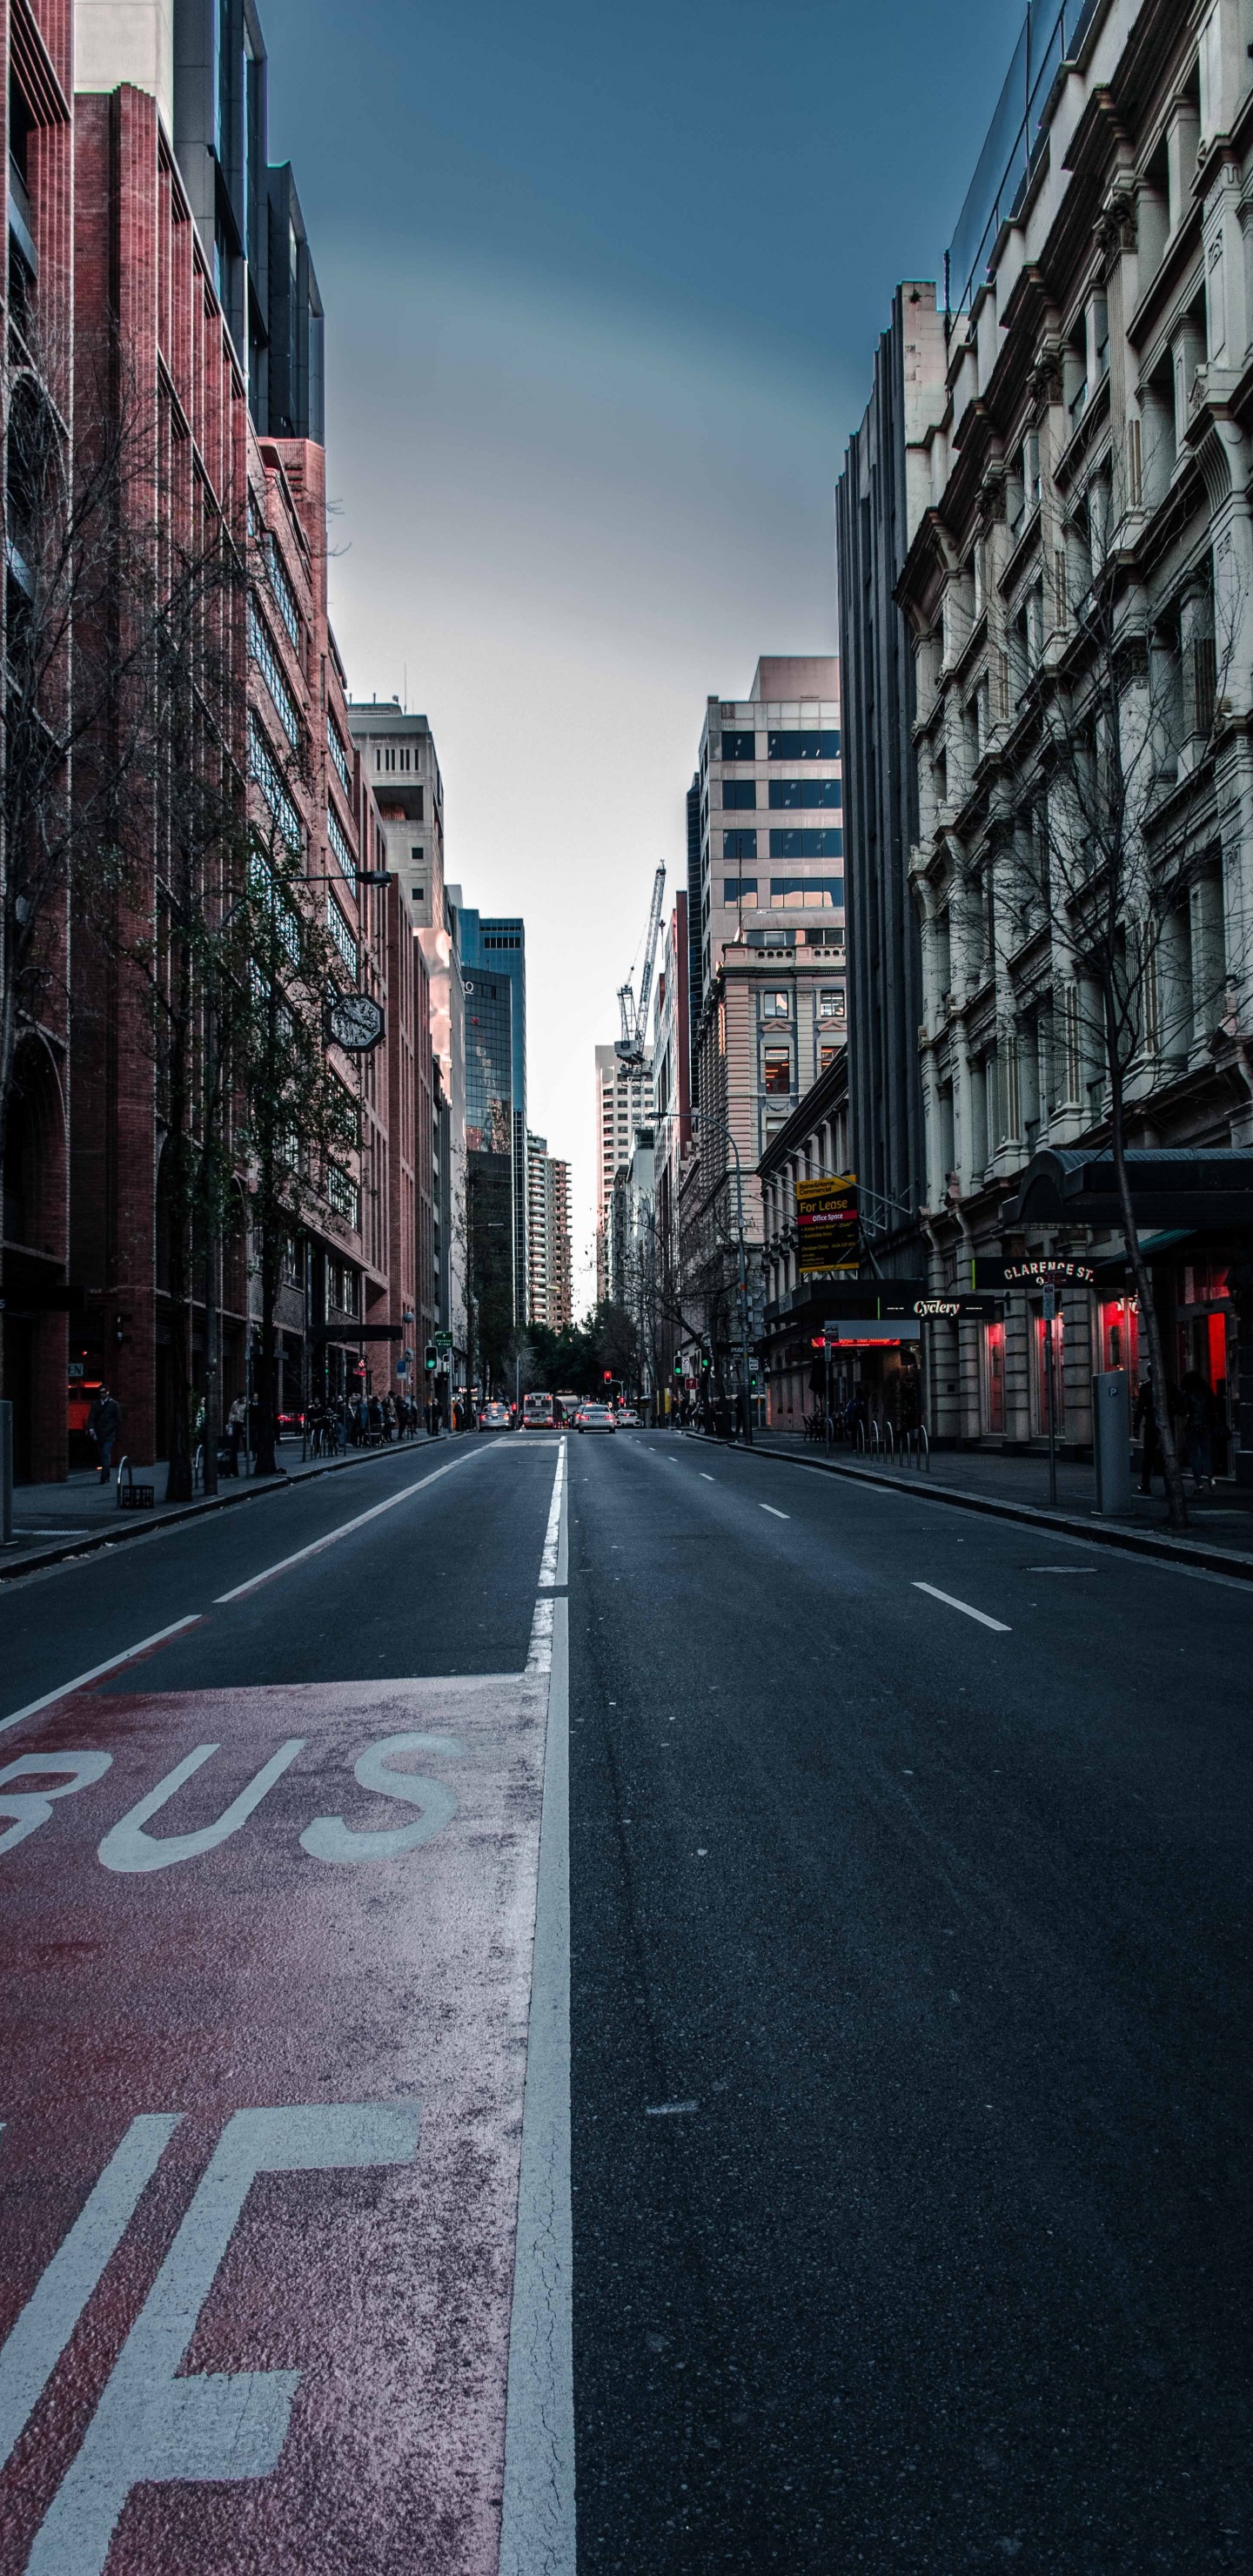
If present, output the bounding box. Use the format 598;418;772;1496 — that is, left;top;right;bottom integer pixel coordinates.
575;1404;617;1434
479;1401;513;1430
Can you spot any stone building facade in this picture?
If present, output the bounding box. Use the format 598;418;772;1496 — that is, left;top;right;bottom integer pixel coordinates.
895;0;1253;1474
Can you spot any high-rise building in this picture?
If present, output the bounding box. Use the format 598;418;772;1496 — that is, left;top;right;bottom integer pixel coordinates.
458;912;526;1323
836;287;946;1282
594;1043;653;1304
679;660;848;1409
346;702;466;1369
527;1137;573;1330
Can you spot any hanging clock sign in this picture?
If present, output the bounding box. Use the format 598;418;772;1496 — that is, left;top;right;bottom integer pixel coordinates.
326;989;385;1052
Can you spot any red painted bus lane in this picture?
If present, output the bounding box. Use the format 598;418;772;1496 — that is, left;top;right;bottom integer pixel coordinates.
0;1668;549;2575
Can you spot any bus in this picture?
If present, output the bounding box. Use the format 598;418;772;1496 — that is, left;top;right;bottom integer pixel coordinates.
521;1391;555;1430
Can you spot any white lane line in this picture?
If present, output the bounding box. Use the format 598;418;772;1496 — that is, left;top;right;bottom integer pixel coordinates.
0;2115;182;2465
0;1618;204;1741
913;1581;1010;1633
760;1504;789;1520
1028;1566;1098;1574
215;1446;482;1603
645;2100;699;2118
536;1438;566;1590
700;1473;714;1482
501;1453;574;2576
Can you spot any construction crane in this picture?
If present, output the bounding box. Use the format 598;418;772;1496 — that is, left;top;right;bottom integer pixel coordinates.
615;863;666;1067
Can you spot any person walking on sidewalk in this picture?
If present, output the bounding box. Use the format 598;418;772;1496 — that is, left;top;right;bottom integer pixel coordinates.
88;1385;121;1485
226;1394;246;1476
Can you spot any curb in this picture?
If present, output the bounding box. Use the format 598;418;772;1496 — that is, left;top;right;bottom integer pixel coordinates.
0;1436;469;1584
682;1432;1253;1584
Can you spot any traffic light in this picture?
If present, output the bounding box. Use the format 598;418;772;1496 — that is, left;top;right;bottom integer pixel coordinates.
673;1356;682;1376
603;1371;612;1383
424;1344;437;1373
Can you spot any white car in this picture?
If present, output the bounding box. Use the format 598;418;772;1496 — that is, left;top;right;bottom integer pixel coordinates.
575;1404;617;1434
615;1408;640;1427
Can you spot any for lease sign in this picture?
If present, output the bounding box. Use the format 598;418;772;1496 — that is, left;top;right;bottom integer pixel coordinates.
795;1172;859;1274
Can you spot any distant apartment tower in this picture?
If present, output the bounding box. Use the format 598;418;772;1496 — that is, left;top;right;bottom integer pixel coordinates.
594;1043;653;1304
527;1136;573;1328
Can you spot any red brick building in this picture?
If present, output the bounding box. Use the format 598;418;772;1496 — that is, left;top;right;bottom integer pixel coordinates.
2;8;440;1482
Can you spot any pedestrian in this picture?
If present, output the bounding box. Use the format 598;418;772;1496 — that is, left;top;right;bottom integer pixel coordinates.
226;1393;245;1476
1133;1369;1182;1493
1181;1369;1216;1491
88;1383;122;1485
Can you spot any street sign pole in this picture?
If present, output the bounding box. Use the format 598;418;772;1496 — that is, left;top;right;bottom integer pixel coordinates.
1043;1285;1058;1506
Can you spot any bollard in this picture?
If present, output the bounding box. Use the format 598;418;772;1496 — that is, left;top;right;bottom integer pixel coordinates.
1091;1370;1131;1515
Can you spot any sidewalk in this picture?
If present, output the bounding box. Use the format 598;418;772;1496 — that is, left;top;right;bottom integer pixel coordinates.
692;1428;1253;1574
2;1433;459;1580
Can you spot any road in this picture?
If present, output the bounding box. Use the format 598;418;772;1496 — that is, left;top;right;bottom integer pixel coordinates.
0;1427;1248;2572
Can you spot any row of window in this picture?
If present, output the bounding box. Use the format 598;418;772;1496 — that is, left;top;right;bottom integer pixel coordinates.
761;1035;844;1097
327;714;352;795
722;830;843;863
249;717;302;855
721;779;841;810
723;875;844;911
760;989;846;1022
720;729;841;762
249;597;300;748
376;745;420;782
326;891;358;978
327;802;355;884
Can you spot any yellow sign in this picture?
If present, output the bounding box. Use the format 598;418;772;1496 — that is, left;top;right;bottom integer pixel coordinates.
795;1171;859;1275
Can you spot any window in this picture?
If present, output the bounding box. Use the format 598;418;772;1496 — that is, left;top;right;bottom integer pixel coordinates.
982;1320;1006;1434
818;988;845;1021
723;829;757;861
249;598;299;746
720;729;757;761
769;877;843;909
723;877;758;903
768;778;841;808
327;1165;360;1229
721;779;757;808
760;991;790;1019
327;715;351;795
326;892;358;978
767;730;840;760
328;803;356;885
249;717;302;854
769;829;842;860
265;533;301;652
819;1040;841;1072
762;1045;792;1096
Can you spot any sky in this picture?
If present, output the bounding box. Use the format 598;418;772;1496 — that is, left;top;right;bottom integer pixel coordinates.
261;0;1016;1310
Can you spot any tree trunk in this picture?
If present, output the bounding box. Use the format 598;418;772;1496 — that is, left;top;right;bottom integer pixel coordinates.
1107;1043;1188;1531
201;1191;219;1497
253;1226;280;1478
164;1122;194;1504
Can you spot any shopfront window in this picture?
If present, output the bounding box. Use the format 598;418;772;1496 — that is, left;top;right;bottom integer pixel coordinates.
1099;1295;1138;1380
1031;1305;1065;1436
982;1319;1005;1433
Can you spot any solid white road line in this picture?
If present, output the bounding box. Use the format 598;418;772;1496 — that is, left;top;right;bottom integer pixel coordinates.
501;1448;574;2576
761;1504;789;1520
913;1580;1011;1633
214;1446;483;1604
536;1439;566;1590
0;1617;204;1741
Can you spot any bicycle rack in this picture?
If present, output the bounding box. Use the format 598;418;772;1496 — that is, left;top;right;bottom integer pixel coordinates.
117;1456;155;1511
855;1421;866;1456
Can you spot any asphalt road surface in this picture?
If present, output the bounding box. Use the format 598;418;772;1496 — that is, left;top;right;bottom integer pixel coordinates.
0;1427;1248;2573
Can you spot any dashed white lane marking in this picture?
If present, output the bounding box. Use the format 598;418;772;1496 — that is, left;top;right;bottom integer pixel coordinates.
700;1473;714;1482
760;1504;789;1520
1028;1566;1098;1574
913;1581;1011;1633
216;1447;484;1604
645;2101;698;2117
0;1619;204;1741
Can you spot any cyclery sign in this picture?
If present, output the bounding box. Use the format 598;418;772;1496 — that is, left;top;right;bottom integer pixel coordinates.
1004;1259;1095;1287
795;1172;859;1275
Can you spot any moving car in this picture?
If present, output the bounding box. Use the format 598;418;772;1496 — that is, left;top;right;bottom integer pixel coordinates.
479;1401;513;1430
615;1407;640;1426
575;1403;617;1434
521;1391;555;1430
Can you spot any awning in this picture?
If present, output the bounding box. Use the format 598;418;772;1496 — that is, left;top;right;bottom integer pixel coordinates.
1013;1150;1253;1231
